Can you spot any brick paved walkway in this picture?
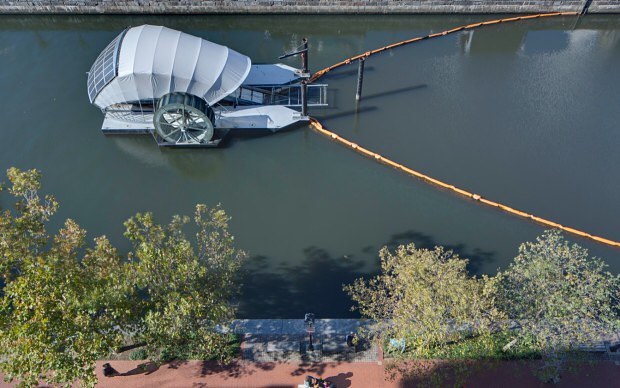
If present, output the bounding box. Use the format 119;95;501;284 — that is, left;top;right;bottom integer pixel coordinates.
1;358;618;387
93;359;386;387
87;358;620;388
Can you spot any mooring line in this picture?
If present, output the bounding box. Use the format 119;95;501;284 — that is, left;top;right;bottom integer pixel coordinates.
309;118;620;248
308;12;579;83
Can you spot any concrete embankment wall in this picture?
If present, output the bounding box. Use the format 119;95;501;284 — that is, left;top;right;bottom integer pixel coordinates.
0;1;618;15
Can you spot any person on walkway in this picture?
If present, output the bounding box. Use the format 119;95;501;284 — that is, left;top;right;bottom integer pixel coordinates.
346;332;357;347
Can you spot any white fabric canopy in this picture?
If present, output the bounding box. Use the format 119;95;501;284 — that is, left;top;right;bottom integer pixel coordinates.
92;25;251;109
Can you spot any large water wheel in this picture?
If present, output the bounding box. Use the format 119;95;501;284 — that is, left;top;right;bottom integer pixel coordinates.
153;93;215;145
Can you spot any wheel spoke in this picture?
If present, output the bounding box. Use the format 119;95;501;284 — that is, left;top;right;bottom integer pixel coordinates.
187;117;207;128
166;128;181;137
163;112;181;120
159;123;175;135
167;114;184;125
186;131;200;143
185;118;199;128
186;124;207;131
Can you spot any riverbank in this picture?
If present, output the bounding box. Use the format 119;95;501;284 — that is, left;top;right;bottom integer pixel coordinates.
1;1;619;15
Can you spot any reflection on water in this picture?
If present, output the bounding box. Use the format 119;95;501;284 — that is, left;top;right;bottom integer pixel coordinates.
111;136;225;180
1;14;619;318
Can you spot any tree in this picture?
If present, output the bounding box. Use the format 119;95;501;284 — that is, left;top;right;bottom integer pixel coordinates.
344;244;502;357
0;168;129;387
495;230;620;381
346;233;620;384
123;205;245;361
0;168;245;386
0;168;58;280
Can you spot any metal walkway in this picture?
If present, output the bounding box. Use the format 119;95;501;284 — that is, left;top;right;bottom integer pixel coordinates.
233;84;328;107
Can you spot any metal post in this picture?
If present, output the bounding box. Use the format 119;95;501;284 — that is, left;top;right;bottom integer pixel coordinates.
356;58;365;101
301;80;308;117
304;313;315;352
301;37;308;75
581;0;593;15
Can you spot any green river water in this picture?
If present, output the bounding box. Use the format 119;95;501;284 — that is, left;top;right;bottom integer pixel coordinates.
0;14;618;317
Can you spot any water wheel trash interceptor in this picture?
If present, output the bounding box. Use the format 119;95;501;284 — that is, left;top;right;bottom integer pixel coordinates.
87;25;328;148
154;93;216;145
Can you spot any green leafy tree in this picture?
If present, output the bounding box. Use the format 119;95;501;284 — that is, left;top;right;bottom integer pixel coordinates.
0;168;245;386
0;168;129;386
124;205;245;361
0;168;58;280
345;244;502;357
496;230;620;381
346;234;620;384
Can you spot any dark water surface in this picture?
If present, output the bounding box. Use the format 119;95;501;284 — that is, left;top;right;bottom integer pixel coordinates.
1;15;618;317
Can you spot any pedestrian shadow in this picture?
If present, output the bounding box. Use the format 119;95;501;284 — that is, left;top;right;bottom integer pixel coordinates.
120;361;160;376
325;371;353;388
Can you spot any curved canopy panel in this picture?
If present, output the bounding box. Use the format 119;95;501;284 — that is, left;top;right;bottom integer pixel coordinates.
87;29;126;104
88;25;252;109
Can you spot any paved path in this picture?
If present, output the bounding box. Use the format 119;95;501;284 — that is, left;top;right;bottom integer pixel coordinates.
1;355;619;387
226;320;378;363
94;360;388;388
88;358;619;387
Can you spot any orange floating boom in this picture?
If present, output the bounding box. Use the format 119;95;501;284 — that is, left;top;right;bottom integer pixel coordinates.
308;12;578;84
308;119;620;248
306;12;619;248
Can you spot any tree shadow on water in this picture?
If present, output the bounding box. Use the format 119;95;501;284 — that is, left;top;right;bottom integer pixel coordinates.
239;247;371;318
238;230;497;318
238;255;300;318
287;246;367;317
381;230;497;275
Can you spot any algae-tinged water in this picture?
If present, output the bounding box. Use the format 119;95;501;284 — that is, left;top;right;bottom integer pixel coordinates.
0;14;618;317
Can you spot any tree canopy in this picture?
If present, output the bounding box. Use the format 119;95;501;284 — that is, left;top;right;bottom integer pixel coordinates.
0;168;245;387
345;244;502;357
346;231;620;380
124;205;245;361
496;230;620;378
